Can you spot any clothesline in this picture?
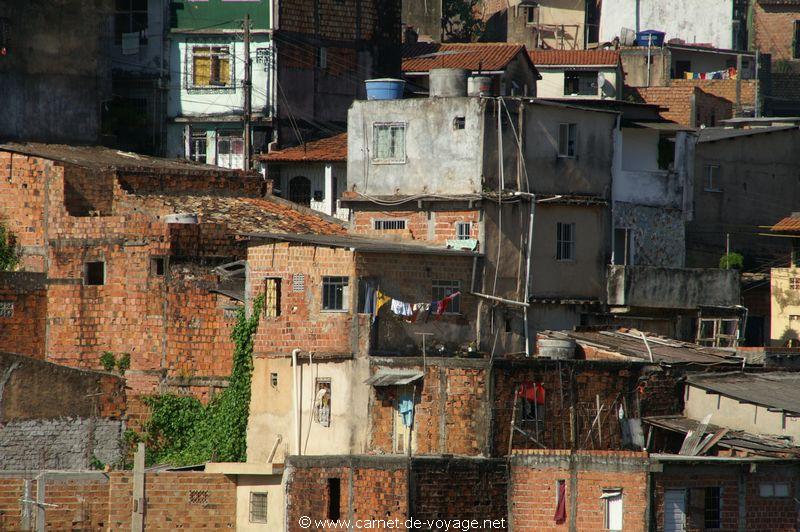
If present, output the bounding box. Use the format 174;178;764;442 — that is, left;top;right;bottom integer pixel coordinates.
362;284;460;324
683;67;737;80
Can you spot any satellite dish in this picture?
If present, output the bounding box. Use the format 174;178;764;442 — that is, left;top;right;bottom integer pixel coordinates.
597;72;606;87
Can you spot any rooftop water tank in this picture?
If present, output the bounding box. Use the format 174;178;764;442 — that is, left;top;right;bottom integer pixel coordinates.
467;75;493;97
537;338;576;360
429;68;468;97
365;78;405;100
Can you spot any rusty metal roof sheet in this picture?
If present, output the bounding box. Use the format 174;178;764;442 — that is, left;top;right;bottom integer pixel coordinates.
541;329;742;366
686;372;800;414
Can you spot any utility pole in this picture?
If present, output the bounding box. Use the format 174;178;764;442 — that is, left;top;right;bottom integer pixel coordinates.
243;13;252;171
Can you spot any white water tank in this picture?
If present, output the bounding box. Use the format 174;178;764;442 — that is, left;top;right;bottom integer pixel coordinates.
468;76;493;97
429;68;469;97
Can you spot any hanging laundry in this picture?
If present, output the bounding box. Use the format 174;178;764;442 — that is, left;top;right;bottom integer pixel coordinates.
362;281;376;315
411;303;430;323
375;290;392;323
519;381;545;405
399;395;415;427
390;299;413;317
553;481;567;524
435;291;461;318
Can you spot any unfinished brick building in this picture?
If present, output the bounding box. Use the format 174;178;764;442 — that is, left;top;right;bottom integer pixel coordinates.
0;143;344;406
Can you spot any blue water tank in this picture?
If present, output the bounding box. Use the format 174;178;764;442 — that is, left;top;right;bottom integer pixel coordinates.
636;30;665;47
365;78;405;100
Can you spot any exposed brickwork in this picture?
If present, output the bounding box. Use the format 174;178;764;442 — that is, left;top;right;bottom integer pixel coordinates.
0;273;47;358
627;85;733;127
753;2;800;67
350;209;480;245
510;451;649;532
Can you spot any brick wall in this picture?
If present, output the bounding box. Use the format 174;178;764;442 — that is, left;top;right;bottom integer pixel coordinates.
671;78;757;112
369;360;488;456
0;272;47;358
753;3;800;68
627;86;733;127
351;209;481;246
509;450;649;532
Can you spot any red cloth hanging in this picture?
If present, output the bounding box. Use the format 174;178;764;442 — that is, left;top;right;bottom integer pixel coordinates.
535;383;545;405
519;381;545;405
554;480;566;524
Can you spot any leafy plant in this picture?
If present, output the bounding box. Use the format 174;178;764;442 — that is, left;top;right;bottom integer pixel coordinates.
139;295;265;466
100;351;116;372
117;353;131;373
0;222;19;272
719;252;744;270
89;455;105;470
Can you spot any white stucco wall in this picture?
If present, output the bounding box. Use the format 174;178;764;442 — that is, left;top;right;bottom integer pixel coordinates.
535;67;619;99
599;0;732;49
109;1;168;74
273;162;350;220
684;384;800;442
235;474;284;532
247;356;371;465
168;35;273;118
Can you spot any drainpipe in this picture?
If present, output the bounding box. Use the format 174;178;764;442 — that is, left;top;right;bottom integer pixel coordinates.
291;348;301;455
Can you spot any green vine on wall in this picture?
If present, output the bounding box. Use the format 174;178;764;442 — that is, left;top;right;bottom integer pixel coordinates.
0;221;20;272
141;295;265;466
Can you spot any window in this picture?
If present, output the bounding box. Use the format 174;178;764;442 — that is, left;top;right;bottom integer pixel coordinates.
322;276;349;311
759;482;790;498
191;46;231;87
314;379;331;427
563;71;598;96
85;261;105;286
556;222;576;261
189;130;207;163
327;478;341;520
372;123;406;163
795;21;800;59
150;257;165;276
518;381;545;437
115;0;148;46
704;487;721;529
264;277;281;318
373;219;407;230
704;165;721;191
453;116;466;130
249;492;268;523
602;489;623;531
292;273;306;292
288;176;312;207
316;46;327;70
270;372;278;387
432;280;461;314
791;277;800;290
216;131;244;169
0;301;12;318
696;317;740;347
525;5;536;25
558;123;577;157
456;221;472;240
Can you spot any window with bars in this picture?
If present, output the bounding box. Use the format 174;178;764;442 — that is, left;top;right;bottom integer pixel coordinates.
264;277;281;317
557;123;577;157
432;280;461;314
314;379;331;427
322;276;349;311
292;273;306;292
189;130;207;163
372;123;406;163
373;219;407;230
791;277;800;290
0;301;12;318
191;46;231;87
114;0;148;45
704;487;721;529
556;222;576;261
249;492;268;523
456;221;472;240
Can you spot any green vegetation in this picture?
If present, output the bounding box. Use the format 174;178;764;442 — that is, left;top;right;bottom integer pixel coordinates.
443;0;485;42
100;351;117;372
0;222;19;271
140;297;262;466
719;252;744;270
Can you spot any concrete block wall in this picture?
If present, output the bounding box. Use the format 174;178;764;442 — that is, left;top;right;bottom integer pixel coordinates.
509;450;649;532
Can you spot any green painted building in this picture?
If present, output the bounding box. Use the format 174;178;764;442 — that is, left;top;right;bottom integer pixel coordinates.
170;0;270;31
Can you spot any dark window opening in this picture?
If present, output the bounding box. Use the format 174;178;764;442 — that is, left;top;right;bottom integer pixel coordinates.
453;116;466;130
289;176;312;207
675;60;691;79
115;0;148;46
794;21;800;59
322;276;349;311
85;261;105;286
558;123;577;157
151;257;166;276
704;487;721;529
563;71;598;96
327;478;341;520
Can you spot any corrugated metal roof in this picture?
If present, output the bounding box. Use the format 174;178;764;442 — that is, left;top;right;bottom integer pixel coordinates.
529;49;620;67
686;372;800;414
402;42;529;72
364;369;424;386
697;125;797;143
261;133;347;163
541;329;742;366
645;415;800;458
245;232;481;256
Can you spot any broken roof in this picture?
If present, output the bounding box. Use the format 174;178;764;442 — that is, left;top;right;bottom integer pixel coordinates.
686;372;800;415
698;125;798;143
133;194;347;235
541;329;743;366
0;142;245;174
529;49;620;67
245;232;481;257
646;415;800;458
260;133;347;163
402;42;535;73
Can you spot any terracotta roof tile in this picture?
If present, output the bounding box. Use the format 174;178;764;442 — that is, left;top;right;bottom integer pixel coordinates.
529;49;620;66
132;194;347;235
402;42;528;72
772;216;800;232
261;133;347;163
